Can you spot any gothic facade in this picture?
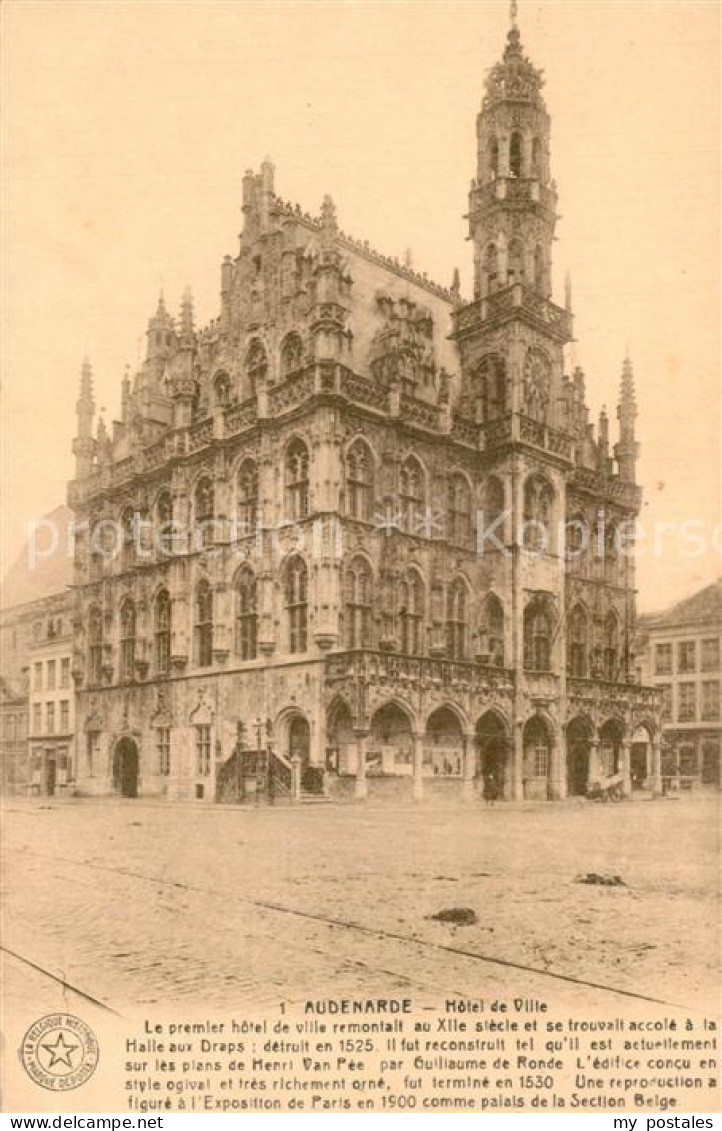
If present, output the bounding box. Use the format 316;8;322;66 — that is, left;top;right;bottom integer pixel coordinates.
68;14;661;804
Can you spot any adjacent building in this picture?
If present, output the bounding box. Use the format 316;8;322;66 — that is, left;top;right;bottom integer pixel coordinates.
67;10;661;804
636;580;721;790
0;505;75;794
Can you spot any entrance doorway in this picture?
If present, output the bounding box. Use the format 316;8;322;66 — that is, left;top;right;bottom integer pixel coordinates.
476;711;508;800
288;716;311;767
567;717;591;796
113;738;139;798
44;757;56;797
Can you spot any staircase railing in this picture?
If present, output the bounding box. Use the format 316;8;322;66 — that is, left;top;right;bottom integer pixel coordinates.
267;748;293;799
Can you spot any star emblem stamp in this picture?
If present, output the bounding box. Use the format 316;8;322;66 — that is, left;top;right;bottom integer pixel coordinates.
20;1014;99;1091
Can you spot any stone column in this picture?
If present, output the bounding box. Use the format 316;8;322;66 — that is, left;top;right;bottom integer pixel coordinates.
290;755;302;804
511;720;524;801
650;736;662;797
462;730;476;801
548;724;566;800
620;739;632;797
354;731;368;800
587;737;600;790
412;732;424;801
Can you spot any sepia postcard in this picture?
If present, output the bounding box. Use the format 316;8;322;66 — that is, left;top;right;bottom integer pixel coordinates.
1;0;720;1117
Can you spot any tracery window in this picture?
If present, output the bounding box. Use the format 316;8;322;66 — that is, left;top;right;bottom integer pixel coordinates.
88;606;103;686
509;130;523;177
446;473;472;546
400;455;424;534
246;340;268;394
195;477;215;550
523;475;554;552
399;571;424;656
280;333;304;378
604;612;619;682
345;557;372;649
120;599;136;682
446;579;468;660
195;579;213;667
524;599;553;672
235;567;257;661
237;459;258;536
481;594;504;666
567;605;587;678
285;439;310;520
346;440;374;521
285;556;308;654
155;589;171;675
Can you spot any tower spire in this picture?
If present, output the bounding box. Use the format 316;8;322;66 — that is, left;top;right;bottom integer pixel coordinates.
72;357;96;478
615;354;639;483
510;0;518;29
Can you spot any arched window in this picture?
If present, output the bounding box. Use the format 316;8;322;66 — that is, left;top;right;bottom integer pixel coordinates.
523;476;554;552
213;371;231;407
487;135;499;179
531;136;543;178
89;521;104;580
446;579;468;660
477;355;507;421
280;333;303;378
88;606;103;686
568;605;587;678
524;717;551;778
157;492;174;557
195;579;213;667
524;599;553;672
566;511;587;571
120;599;136;681
285;438;310;520
121;508;136;571
285;556;308;654
246;340;268;394
400;455;424;533
195;477;215;550
235;567;257;660
345;557;372;649
346;439;374;521
155;589;171;675
482;594;504;666
509;130;523;177
605;523;620;585
482;476;505;552
237;459;258;536
399;571;424;655
484;242;499;293
508;237;524;284
604;611;619;681
533;244;544;291
446;473;471;545
523;347;552;422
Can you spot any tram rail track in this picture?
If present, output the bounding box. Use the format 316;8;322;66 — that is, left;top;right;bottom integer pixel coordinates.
4;845;697;1014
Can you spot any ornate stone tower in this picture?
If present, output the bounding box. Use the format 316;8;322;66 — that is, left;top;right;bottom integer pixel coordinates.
470;6;555;303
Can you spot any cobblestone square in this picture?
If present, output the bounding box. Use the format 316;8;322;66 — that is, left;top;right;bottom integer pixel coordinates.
2;794;718;1020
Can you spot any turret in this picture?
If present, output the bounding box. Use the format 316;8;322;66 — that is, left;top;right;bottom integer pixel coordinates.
615;354;639;483
72;357;95;478
146;290;175;362
179;287;195;345
120;365;132;423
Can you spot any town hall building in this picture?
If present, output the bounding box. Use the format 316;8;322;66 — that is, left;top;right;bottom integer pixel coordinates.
68;9;661;804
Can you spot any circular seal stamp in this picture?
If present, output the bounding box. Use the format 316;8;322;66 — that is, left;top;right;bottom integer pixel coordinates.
20;1014;99;1091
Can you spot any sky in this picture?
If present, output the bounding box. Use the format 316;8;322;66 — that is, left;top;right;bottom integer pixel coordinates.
2;0;719;612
